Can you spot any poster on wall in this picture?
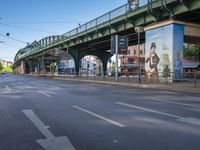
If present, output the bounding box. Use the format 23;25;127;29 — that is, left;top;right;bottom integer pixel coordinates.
145;23;184;82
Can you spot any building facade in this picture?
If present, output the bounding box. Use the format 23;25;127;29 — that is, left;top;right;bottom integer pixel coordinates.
120;44;145;75
0;59;13;68
80;56;103;76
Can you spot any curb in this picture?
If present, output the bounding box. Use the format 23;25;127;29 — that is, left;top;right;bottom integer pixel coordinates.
50;76;200;94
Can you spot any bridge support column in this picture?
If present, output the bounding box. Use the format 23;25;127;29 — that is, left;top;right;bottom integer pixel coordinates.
42;54;46;75
97;51;112;76
144;20;184;82
69;49;81;75
15;61;25;74
28;60;36;74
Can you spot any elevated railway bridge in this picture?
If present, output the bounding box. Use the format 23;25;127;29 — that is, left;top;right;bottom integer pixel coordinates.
14;0;200;79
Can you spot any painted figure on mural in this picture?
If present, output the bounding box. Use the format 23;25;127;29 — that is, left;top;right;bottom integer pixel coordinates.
146;42;160;82
174;51;183;79
163;65;171;78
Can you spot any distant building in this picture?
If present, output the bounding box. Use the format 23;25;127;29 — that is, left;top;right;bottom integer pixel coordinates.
120;44;145;75
58;56;75;74
81;56;102;76
0;59;13;67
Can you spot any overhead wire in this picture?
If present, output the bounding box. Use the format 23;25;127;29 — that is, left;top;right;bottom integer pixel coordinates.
0;22;60;34
1;21;85;24
0;33;29;44
1;42;23;49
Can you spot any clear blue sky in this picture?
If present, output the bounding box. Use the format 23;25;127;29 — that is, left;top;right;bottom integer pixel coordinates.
0;0;127;61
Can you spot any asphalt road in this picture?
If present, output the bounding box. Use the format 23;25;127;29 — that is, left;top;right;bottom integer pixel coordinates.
0;74;200;150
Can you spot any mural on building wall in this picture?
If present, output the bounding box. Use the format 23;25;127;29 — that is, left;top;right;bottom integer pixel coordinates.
145;42;160;82
145;23;184;82
173;24;184;79
58;55;75;74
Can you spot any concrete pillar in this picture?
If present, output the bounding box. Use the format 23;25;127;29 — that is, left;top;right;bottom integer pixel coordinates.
144;20;184;82
68;49;80;75
20;61;25;74
97;52;112;76
42;55;46;74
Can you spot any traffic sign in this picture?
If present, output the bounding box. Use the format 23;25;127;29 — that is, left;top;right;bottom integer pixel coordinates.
111;35;128;55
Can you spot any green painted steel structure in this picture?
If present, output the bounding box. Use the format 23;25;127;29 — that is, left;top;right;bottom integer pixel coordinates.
14;0;200;74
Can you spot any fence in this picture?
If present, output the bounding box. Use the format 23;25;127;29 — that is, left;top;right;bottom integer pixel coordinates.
36;71;200;89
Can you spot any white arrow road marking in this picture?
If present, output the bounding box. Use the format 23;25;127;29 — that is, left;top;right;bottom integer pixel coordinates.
115;102;200;126
23;109;75;150
38;91;52;98
152;98;200;108
5;85;12;91
73;106;125;128
26;85;32;88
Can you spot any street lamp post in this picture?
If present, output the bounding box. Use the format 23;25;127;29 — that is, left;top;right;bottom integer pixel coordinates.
115;35;119;82
135;26;144;84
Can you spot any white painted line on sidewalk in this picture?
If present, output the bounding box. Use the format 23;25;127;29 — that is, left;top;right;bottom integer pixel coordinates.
152;98;200;108
38;91;52;98
115;102;200;126
73;105;125;128
23;109;75;150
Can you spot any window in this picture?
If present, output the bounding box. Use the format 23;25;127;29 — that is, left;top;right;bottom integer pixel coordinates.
140;50;143;55
134;50;136;55
128;58;134;64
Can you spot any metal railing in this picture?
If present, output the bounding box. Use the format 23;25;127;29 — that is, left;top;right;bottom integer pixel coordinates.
15;0;157;62
16;0;181;62
31;71;200;89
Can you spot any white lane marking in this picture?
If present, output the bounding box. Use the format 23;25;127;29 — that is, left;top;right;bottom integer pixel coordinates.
113;140;118;143
38;91;52;98
116;102;200;126
73;105;125;128
23;109;75;150
178;118;200;126
152;98;200;108
185;96;200;101
5;85;12;91
116;102;181;119
26;85;32;88
23;109;54;138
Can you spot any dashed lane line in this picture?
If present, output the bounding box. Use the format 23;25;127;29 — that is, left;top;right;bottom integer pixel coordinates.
73;105;125;128
152;98;200;108
116;102;200;126
38;91;52;98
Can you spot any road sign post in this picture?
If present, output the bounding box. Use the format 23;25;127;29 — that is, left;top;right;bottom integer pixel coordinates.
111;35;128;82
115;35;119;82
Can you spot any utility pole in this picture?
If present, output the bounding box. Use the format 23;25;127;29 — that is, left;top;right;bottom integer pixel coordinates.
135;26;144;84
115;35;119;82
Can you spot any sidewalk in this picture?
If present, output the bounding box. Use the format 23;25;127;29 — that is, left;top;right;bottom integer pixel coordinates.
33;74;200;94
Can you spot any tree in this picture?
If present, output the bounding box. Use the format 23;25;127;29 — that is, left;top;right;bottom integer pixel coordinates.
0;62;4;72
3;65;13;73
184;45;200;61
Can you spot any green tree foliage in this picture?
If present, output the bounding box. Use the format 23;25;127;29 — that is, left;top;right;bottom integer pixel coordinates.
3;65;13;73
0;62;4;71
184;45;200;61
